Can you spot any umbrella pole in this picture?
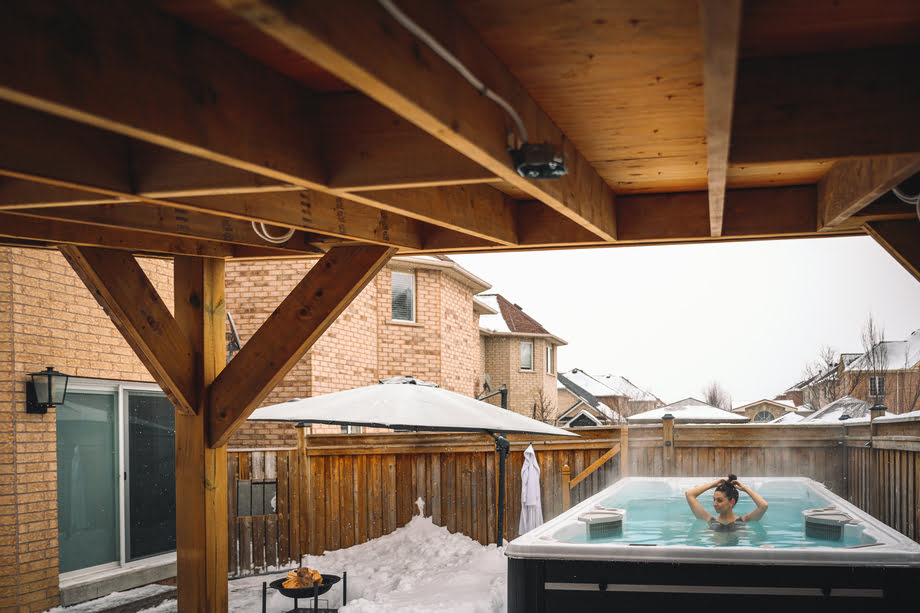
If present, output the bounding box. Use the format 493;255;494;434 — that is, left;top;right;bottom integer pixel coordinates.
491;433;510;546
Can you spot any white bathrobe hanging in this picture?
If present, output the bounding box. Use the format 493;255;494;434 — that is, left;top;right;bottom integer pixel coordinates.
518;444;544;534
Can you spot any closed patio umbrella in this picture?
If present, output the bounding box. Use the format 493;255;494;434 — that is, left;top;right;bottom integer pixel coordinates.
249;376;577;544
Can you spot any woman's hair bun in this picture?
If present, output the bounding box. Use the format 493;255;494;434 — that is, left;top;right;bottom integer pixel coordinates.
727;473;737;482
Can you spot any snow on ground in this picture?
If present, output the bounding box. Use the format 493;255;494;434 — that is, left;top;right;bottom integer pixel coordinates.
46;506;508;613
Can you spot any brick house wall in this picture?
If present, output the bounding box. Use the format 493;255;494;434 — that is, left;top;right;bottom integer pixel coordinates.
481;335;558;420
841;370;920;414
1;248;170;612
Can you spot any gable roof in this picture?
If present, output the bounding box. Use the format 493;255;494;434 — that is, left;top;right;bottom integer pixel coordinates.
557;368;660;403
627;397;749;423
477;294;566;344
556;374;623;423
845;329;920;372
732;398;795;414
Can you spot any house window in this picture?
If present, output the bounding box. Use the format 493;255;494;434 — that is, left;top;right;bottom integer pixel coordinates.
753;410;774;422
391;271;415;322
869;375;886;398
521;341;533;370
546;345;554;374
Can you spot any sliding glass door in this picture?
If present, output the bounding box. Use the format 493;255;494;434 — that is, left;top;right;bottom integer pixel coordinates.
56;381;176;574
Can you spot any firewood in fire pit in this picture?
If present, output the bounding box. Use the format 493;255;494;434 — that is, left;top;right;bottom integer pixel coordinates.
282;567;323;589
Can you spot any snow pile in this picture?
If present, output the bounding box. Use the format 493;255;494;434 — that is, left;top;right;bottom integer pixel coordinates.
300;514;507;612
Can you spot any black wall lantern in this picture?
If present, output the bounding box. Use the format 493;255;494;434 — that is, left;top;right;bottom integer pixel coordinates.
26;366;70;414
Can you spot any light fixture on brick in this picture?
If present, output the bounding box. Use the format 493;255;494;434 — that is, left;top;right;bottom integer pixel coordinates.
26;366;70;414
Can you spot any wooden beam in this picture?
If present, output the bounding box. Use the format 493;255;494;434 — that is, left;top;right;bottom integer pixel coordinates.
617;187;821;242
0;0;325;188
732;47;920;163
0;212;243;258
865;220;920;284
569;444;620;489
699;0;742;238
217;0;617;241
818;156;920;230
0;178;117;209
10;204;326;255
58;246;198;415
353;184;517;245
173;257;228;612
321;93;495;190
208;245;396;447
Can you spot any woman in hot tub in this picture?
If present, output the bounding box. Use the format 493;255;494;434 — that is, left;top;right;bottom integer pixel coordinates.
685;474;768;530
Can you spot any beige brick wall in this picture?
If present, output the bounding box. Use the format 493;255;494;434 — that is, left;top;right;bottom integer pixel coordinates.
378;268;442;384
1;248;171;612
841;370;920;414
480;334;558;420
439;273;480;397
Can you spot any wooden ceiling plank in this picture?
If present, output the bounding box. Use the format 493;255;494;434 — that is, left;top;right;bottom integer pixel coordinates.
216;0;617;241
58;245;198;415
11;204;326;256
0;212;238;258
0;0;325;189
0;178;122;209
818;156;920;230
208;244;396;447
353;184;517;245
864;220;920;284
320;92;496;191
732;47;920;163
699;0;742;238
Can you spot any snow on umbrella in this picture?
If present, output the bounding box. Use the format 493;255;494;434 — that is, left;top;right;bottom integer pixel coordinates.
249;376;577;544
518;444;543;534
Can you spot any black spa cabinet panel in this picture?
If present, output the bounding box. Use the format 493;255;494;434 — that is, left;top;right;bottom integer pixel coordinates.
507;557;919;612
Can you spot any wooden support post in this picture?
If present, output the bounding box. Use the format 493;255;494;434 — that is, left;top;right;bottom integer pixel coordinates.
662;414;675;477
619;425;629;479
561;464;571;511
174;257;228;612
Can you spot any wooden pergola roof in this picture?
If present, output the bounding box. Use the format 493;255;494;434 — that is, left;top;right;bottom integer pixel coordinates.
2;1;918;610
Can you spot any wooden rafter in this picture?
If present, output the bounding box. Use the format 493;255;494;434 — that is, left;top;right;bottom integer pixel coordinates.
0;0;326;188
216;0;617;241
58;245;198;415
353;184;518;246
865;220;920;284
818;156;920;231
699;0;742;238
7;204;325;256
732;47;920;163
321;92;495;190
208;244;396;447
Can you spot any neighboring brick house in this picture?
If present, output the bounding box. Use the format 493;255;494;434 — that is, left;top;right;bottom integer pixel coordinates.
557;368;662;420
731;398;796;422
783;329;920;414
477;294;565;421
227;255;490;447
554;375;623;427
1;248;493;608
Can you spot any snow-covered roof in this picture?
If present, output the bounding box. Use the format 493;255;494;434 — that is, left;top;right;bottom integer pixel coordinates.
627;397;749;423
845;329;920;371
770;412;806;424
873;409;920;424
558;369;658;402
798;396;891;424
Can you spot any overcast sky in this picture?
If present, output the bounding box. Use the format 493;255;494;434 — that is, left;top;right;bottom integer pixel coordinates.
452;236;920;408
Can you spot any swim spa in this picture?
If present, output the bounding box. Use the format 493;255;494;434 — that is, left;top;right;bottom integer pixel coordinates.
505;477;920;610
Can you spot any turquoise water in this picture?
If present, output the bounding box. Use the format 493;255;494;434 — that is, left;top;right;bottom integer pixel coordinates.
563;481;872;548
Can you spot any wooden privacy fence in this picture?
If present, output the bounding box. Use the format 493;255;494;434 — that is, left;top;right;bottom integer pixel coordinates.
226;418;920;576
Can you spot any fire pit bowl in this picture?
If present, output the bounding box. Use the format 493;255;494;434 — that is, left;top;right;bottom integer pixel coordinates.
269;574;340;599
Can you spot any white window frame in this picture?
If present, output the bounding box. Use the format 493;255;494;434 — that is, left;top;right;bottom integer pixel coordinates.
546;345;554;374
869;375;886;398
520;341;534;371
391;270;416;322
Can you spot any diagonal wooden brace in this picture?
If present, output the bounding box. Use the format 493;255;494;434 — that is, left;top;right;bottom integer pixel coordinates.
59;245;198;414
208;244;396;447
865;220;920;284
